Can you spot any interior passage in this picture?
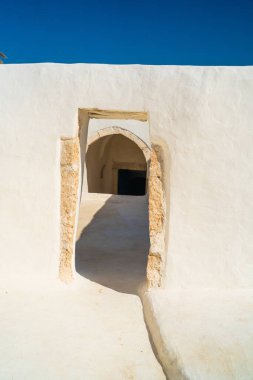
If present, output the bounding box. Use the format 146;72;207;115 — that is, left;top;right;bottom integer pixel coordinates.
75;194;149;294
86;134;147;195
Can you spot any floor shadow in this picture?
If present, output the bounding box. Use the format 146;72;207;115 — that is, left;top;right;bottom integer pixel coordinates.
75;195;149;295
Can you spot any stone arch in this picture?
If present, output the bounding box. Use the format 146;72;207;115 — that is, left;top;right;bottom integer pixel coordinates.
87;126;151;162
86;128;150;195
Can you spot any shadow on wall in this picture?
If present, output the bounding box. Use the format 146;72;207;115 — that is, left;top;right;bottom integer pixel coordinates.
75;195;150;295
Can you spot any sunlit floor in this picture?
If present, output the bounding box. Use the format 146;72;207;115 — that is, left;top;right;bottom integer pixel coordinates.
0;194;165;380
76;193;150;295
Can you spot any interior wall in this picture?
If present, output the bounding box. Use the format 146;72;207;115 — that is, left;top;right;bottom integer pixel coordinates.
86;134;147;194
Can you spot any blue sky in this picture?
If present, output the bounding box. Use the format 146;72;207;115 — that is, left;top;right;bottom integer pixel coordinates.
1;0;253;65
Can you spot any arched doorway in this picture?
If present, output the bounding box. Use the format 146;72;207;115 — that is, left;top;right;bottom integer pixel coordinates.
86;129;150;196
75;129;151;294
60;112;166;291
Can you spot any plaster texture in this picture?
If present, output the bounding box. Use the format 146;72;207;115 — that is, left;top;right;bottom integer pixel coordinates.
142;289;253;380
1;64;253;291
0;288;164;380
1;63;253;379
0;194;165;379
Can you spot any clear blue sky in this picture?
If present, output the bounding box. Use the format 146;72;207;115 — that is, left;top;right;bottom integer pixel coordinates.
1;0;253;65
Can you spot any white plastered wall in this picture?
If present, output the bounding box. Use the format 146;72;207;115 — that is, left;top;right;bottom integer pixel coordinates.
0;64;253;291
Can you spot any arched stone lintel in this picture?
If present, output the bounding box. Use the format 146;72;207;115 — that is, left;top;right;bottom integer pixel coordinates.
87;127;151;162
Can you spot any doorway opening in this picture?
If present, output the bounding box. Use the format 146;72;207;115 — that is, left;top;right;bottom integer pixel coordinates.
60;112;165;291
86;133;148;195
75;129;151;294
118;169;146;195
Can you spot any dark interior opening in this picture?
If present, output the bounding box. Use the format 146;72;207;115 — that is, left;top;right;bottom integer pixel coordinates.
118;169;146;196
